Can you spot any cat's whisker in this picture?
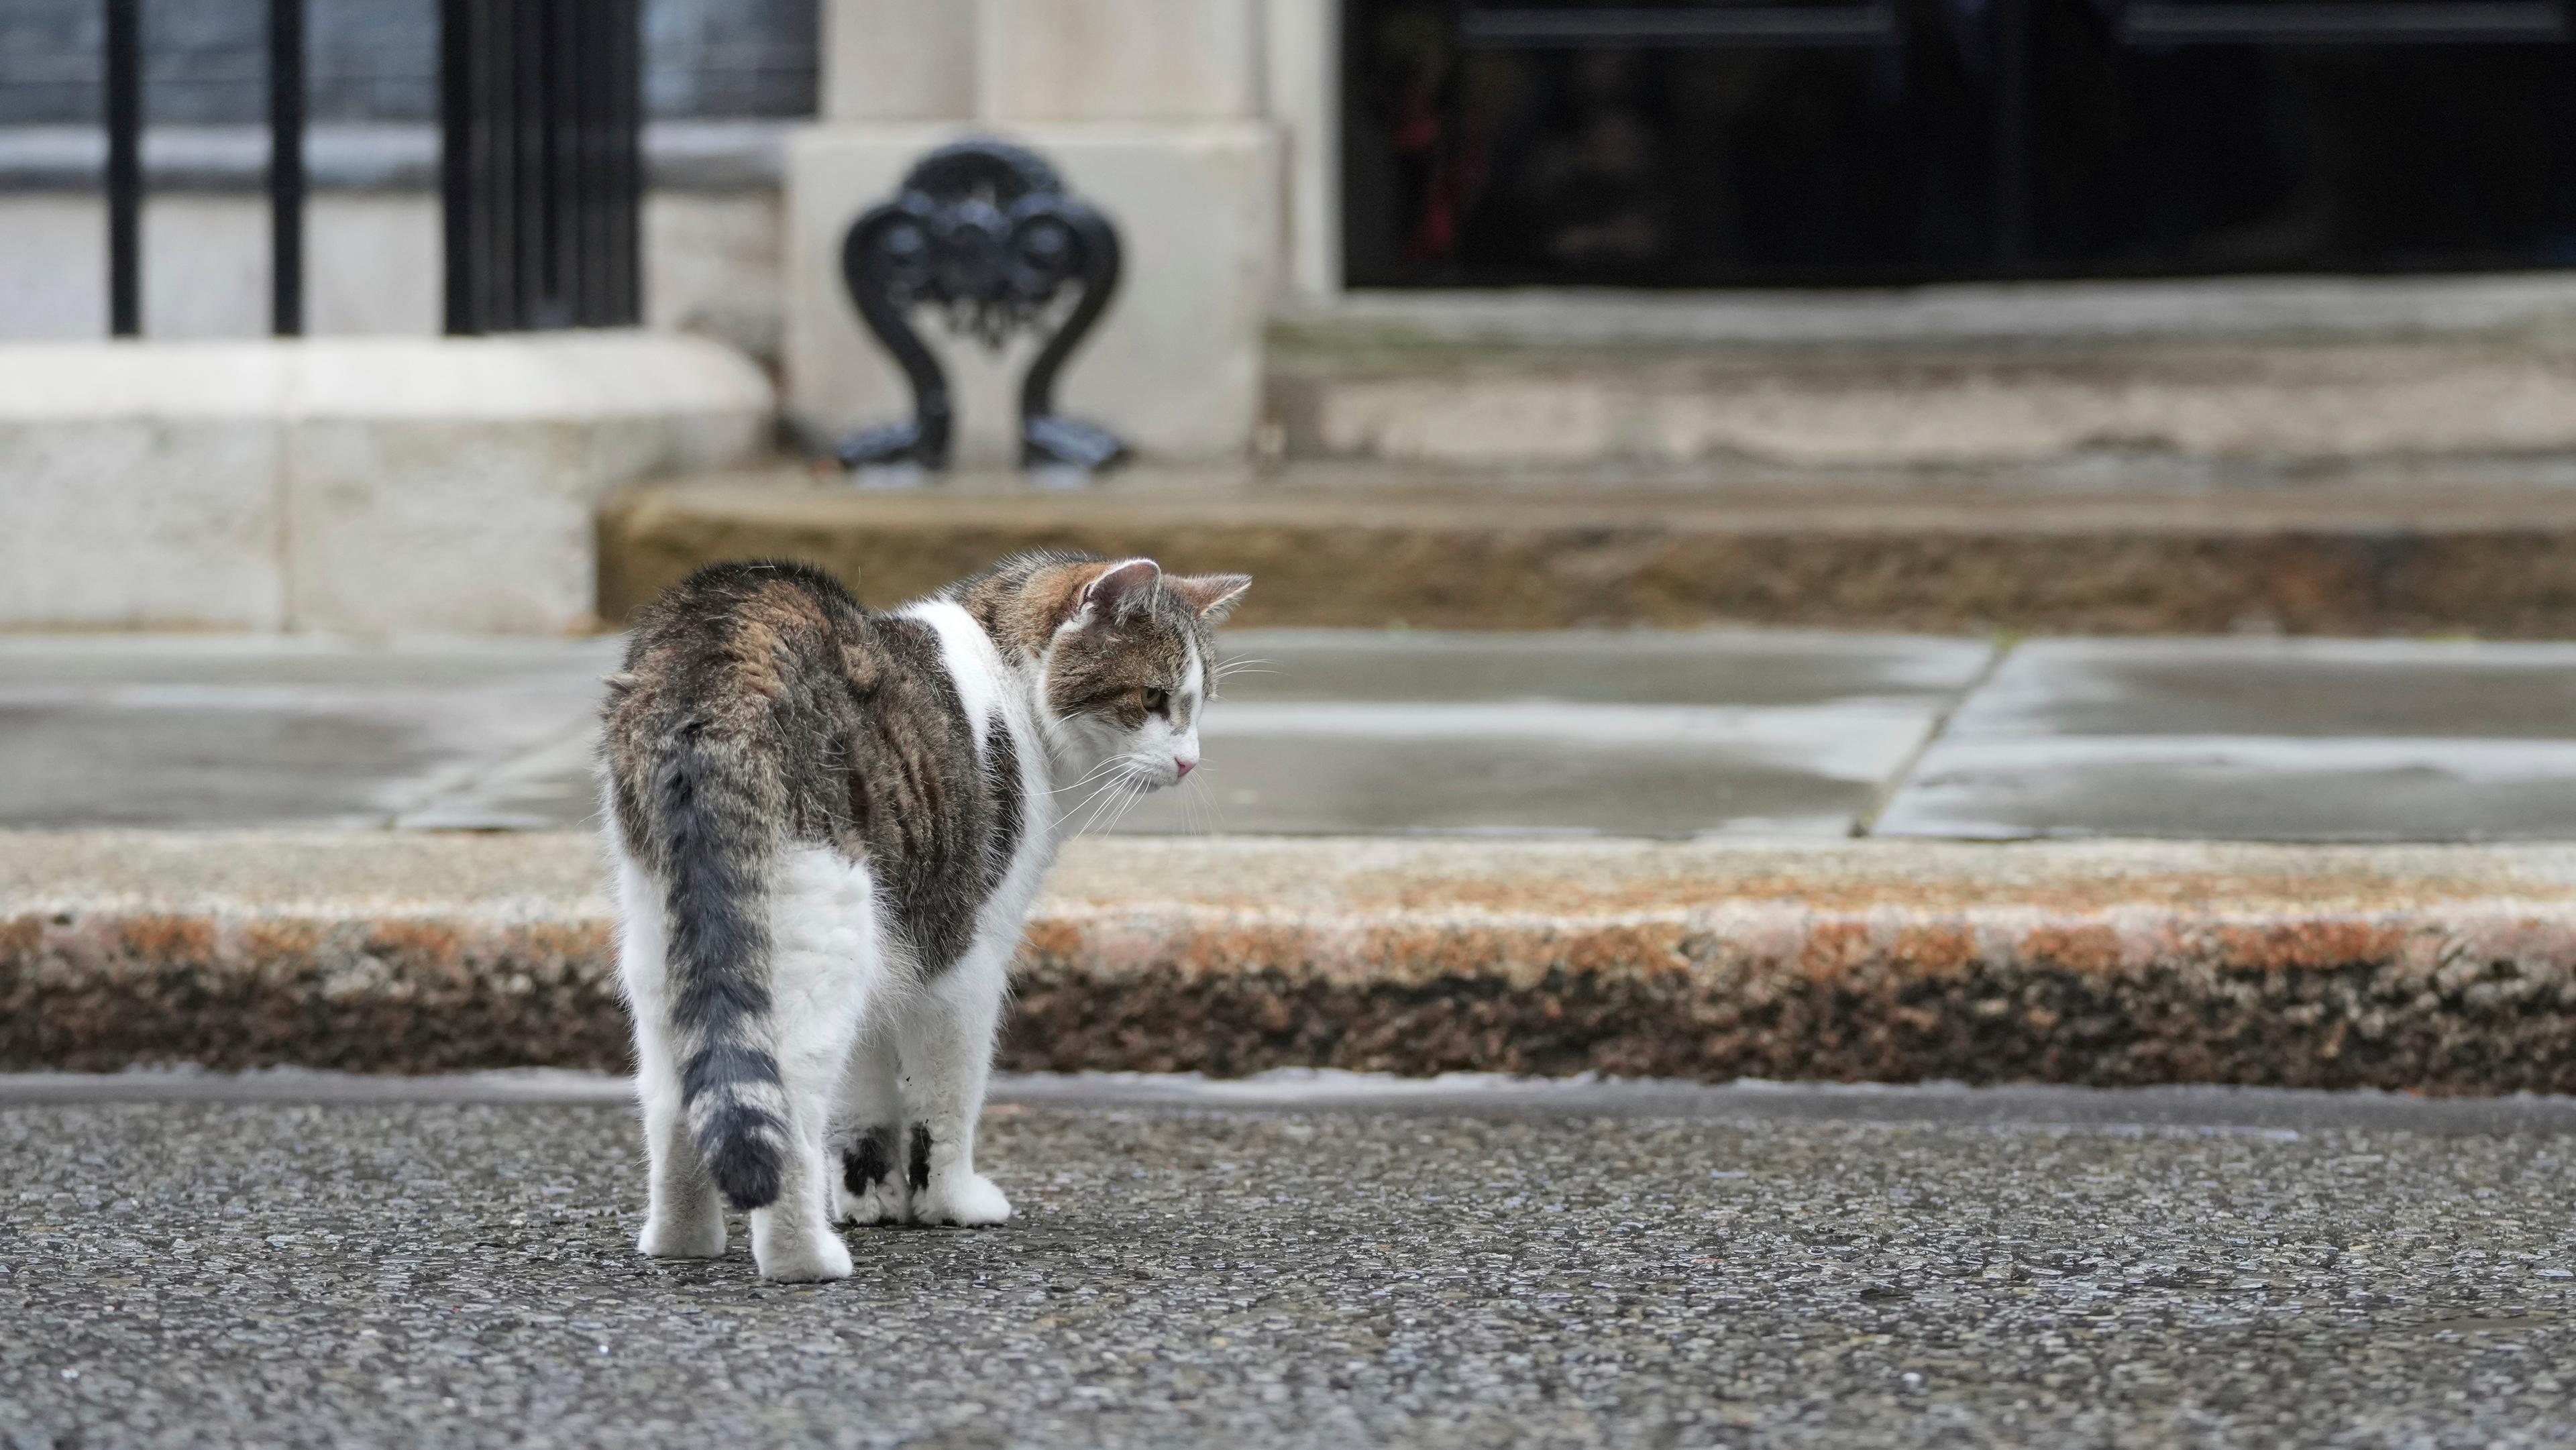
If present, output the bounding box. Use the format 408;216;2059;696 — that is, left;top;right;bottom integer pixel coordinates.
1067;757;1148;837
1053;746;1156;803
1189;765;1227;836
1065;778;1124;838
1050;755;1136;797
1105;775;1155;834
1102;781;1152;836
1073;785;1128;840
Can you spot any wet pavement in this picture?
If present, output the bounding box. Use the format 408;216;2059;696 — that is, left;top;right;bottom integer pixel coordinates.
16;630;2576;840
1875;638;2576;841
3;1076;2573;1449
0;634;619;832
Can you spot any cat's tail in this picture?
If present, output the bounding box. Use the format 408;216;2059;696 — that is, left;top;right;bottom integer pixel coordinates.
653;722;790;1213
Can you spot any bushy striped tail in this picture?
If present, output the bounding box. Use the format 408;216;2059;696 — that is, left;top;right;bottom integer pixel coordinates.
653;725;789;1212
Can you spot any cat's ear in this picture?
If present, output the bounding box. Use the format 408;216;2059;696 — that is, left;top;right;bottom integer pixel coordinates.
1167;573;1251;625
1073;557;1161;626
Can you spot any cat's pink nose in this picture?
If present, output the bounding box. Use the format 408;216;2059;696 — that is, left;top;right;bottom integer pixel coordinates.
1175;759;1195;778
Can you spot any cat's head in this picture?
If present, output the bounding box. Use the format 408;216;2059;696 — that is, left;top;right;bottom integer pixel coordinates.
1023;557;1250;789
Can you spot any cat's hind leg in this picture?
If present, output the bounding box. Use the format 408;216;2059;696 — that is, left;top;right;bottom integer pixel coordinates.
893;942;1013;1227
741;844;885;1282
616;851;727;1260
830;1037;911;1225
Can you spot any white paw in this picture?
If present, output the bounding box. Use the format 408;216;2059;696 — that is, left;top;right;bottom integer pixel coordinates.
834;1175;912;1227
637;1214;727;1259
833;1130;910;1226
912;1172;1011;1227
754;1231;854;1283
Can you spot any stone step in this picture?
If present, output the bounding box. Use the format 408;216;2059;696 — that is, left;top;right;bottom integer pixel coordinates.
9;830;2576;1091
598;465;2576;636
1267;287;2576;471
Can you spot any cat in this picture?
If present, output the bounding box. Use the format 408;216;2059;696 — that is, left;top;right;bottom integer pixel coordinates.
598;552;1249;1281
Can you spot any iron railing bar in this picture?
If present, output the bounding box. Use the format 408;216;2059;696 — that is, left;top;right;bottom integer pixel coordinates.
435;0;641;333
104;0;141;337
572;0;602;325
268;0;305;336
495;0;523;327
473;0;503;332
517;0;549;326
608;0;642;324
439;0;474;332
544;0;572;324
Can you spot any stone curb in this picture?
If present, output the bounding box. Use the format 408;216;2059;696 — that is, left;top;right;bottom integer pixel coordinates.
9;830;2576;1091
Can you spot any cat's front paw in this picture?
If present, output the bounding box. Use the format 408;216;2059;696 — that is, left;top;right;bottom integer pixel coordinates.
755;1235;855;1284
912;1172;1011;1227
752;1215;855;1283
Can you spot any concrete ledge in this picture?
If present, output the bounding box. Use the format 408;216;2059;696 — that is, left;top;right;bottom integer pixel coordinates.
599;469;2576;636
11;830;2576;1091
0;333;773;634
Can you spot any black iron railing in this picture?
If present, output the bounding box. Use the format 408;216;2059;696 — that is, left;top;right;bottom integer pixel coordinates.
439;0;643;333
103;0;140;336
269;0;305;336
97;0;641;338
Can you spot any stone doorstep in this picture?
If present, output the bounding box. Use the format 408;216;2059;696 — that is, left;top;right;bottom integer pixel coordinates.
1267;324;2576;469
599;469;2576;636
10;829;2576;1092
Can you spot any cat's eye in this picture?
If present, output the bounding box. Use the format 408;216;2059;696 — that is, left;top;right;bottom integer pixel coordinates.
1140;686;1169;713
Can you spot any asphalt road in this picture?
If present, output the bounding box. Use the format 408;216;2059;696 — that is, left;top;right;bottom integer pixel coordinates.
5;1081;2575;1449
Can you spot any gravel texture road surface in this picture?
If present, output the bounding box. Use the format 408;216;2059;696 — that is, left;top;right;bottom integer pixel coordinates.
4;1080;2574;1448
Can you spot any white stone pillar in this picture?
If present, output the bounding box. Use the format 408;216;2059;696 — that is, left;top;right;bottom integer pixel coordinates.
786;0;1281;464
822;0;976;120
976;0;1262;121
1266;0;1342;300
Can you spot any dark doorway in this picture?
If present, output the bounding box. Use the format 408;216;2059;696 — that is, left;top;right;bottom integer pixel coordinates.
1341;0;2576;286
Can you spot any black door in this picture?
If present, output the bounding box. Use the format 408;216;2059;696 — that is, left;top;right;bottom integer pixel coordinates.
1341;0;2576;286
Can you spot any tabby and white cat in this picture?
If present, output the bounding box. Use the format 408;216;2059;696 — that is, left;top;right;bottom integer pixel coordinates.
600;553;1248;1281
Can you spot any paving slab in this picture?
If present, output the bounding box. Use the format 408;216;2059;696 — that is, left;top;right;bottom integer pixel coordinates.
1119;630;1990;837
0;635;619;831
0;630;1990;840
5;1090;2575;1449
1193;628;1992;706
1879;638;2576;841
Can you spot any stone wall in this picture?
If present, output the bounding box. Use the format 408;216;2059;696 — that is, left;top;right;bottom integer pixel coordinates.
0;333;774;634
